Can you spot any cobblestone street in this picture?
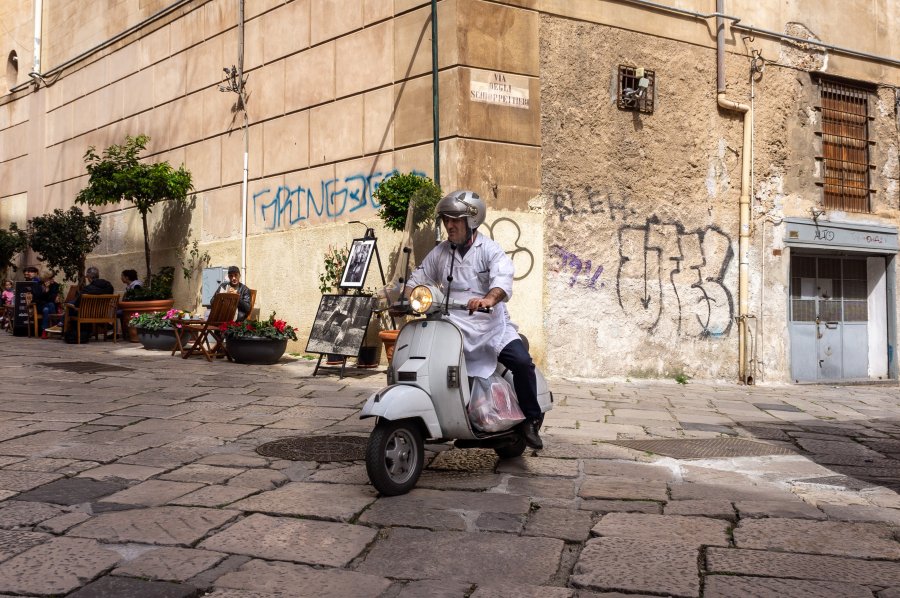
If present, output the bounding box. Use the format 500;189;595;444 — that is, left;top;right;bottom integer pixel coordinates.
1;333;900;597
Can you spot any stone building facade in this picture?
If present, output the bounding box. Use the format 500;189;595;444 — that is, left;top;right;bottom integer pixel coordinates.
1;0;898;383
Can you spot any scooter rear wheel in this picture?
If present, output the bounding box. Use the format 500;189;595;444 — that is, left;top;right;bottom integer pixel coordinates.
494;433;526;459
366;419;424;496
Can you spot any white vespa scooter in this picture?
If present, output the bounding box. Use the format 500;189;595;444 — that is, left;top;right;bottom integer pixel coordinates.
360;277;553;496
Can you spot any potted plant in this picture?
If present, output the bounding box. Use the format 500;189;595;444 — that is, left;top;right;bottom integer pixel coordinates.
221;312;298;365
75;134;193;289
119;266;176;342
0;223;27;279
128;307;189;351
27;207;102;288
372;173;442;361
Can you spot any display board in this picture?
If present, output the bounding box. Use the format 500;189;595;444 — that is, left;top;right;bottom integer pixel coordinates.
12;281;35;337
306;294;375;357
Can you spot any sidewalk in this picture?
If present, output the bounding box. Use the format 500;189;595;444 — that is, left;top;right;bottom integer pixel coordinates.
0;332;899;596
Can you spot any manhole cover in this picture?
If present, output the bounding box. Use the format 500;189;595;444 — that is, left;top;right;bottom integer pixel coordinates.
256;435;367;461
606;438;795;459
37;361;133;374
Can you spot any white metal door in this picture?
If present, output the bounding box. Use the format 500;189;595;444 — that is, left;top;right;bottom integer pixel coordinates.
790;256;869;381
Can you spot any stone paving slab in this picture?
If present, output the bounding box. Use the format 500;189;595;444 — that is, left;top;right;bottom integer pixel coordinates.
734;500;826;519
0;529;51;562
733;518;900;559
504;475;578;499
357;527;563;585
582;459;674;481
706;547;900;586
571;537;700;597
359;488;531;531
200;513;375;567
470;583;575;597
663;499;736;520
159;464;244;484
579;499;662;514
592;513;730;547
704;575;874;598
11;477;128;505
77;464;166;481
213;558;391;597
230;482;376;521
579;477;668;501
523;506;594;541
0;537;120;595
66;575;199;597
68;506;240;546
169;485;261;508
0;470;63;493
395;579;475;597
98;480;205;506
0;501;65;528
113;546;228;582
494;456;580;477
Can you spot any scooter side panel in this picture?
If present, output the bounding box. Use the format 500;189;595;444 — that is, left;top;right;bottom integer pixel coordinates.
359;385;442;439
393;319;473;439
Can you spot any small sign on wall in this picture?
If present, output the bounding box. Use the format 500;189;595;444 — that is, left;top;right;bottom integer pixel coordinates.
13;281;34;337
469;69;530;109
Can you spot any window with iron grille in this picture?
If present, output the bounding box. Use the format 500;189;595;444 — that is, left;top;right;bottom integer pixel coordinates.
617;65;654;114
817;77;874;212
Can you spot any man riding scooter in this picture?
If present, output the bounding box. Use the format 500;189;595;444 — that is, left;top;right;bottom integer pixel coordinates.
405;190;544;449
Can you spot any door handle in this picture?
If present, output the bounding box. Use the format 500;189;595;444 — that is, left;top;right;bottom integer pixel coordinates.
824;321;838;329
819;359;824;368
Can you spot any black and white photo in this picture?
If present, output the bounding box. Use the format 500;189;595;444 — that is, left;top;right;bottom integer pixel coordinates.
339;238;375;289
306;294;375;356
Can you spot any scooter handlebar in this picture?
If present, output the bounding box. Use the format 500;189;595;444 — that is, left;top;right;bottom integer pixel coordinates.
449;303;492;314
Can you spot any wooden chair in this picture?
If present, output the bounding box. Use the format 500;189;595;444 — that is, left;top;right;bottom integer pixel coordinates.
172;292;239;361
32;286;77;337
247;288;257;319
64;294;120;343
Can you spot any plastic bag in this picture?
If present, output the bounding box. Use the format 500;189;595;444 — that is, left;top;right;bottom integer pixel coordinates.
467;374;525;432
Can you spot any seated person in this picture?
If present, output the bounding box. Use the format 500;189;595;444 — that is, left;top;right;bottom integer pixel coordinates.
121;269;143;296
1;279;13;306
214;266;251;321
57;267;115;336
34;271;60;336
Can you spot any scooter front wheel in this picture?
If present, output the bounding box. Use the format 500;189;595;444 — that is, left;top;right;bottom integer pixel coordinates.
366;419;424;496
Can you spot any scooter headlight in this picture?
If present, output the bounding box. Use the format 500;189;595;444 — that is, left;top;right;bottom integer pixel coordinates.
409;285;434;315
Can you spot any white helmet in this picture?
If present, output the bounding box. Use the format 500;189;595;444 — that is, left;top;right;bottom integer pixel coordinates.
436;190;486;229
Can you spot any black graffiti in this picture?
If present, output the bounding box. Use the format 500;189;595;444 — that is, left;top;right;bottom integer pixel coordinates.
484;217;534;281
616;215;734;338
551;186;637;222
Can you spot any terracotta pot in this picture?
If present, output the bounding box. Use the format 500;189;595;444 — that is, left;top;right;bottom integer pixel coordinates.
120;299;175;342
378;329;400;362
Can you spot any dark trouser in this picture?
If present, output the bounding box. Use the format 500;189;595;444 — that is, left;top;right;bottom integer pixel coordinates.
40;303;57;332
498;338;540;420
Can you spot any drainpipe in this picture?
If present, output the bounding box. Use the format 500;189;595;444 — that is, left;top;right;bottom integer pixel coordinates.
32;0;42;74
716;0;753;384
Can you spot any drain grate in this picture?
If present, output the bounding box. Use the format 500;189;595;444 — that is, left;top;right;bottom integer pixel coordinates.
37;361;133;374
256;435;368;461
606;438;795;459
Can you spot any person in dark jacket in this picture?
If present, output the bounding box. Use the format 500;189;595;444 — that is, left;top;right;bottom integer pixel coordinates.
34;271;60;335
214;266;251;321
76;267;115;303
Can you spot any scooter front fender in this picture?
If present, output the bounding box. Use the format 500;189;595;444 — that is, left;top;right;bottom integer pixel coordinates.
360;385;442;439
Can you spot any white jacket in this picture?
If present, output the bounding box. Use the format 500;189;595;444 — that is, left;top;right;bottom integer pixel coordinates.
407;233;520;377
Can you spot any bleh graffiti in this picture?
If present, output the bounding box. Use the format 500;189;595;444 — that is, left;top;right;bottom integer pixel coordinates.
253;170;426;230
551;245;604;289
617;215;734;338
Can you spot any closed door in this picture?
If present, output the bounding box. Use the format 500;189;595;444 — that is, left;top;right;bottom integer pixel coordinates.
790;256;869;381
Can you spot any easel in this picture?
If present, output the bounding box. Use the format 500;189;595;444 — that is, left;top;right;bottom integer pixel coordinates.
312;223;393;379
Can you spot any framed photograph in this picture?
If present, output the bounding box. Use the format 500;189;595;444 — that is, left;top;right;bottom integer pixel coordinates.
306;294;375;357
339;238;375;289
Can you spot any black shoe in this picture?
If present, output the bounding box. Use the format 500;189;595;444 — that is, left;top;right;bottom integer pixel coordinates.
522;419;543;450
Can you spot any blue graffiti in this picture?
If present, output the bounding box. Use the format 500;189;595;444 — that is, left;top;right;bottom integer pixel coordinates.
253;170;426;230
